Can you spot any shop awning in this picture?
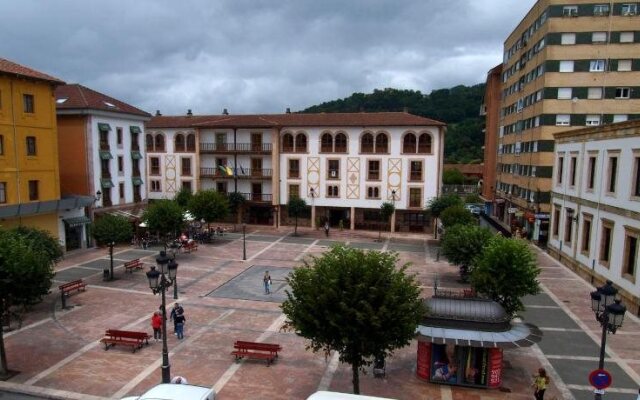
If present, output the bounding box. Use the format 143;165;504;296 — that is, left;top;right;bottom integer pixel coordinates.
98;123;111;132
130;126;142;134
99;151;113;160
131;150;143;160
132;177;143;186
63;215;91;227
100;179;114;188
416;322;542;349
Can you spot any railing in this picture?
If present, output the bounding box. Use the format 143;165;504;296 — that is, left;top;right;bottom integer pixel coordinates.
200;168;272;178
132;170;141;178
101;171;111;179
199;143;272;153
241;193;272;202
442;185;479;195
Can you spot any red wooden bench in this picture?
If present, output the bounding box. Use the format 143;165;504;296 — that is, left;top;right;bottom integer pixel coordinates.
58;279;87;309
100;329;151;353
124;258;143;273
182;241;198;253
231;340;282;366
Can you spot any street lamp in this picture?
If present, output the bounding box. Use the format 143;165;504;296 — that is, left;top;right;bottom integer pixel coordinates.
590;280;626;400
146;251;178;384
242;223;247;261
309;187;317;229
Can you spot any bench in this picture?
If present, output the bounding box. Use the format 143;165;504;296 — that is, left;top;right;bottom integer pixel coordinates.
182;241;198;253
59;279;87;308
100;329;151;353
124;258;143;273
231;340;282;366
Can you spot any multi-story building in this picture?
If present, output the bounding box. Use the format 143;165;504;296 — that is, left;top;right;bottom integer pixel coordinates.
145;111;445;231
480;64;503;208
487;0;640;243
549;120;640;315
56;84;151;218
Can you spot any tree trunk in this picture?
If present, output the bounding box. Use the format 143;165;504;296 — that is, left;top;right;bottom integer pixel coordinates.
0;300;8;377
294;215;298;235
351;361;360;394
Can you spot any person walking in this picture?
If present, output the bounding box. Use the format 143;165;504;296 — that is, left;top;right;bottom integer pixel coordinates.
263;271;271;294
151;311;162;342
169;303;184;335
532;367;550;400
174;313;186;339
324;221;330;237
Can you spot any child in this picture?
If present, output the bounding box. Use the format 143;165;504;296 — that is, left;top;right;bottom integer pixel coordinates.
532;367;550;400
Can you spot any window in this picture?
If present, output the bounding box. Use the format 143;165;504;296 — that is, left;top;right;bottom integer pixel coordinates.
561;33;576;45
0;182;5;203
607;154;618;193
0;135;3;155
327;185;339;198
366;186;380;199
408;188;422;208
216;182;227;193
175;134;185;152
613;115;628;123
410;160;423;181
564;209;574;244
556;115;570;126
599;221;613;265
558;88;572;99
186;134;196;152
587;155;597;190
581;215;592;254
633;154;640;197
622;3;637;15
367;160;380;180
146;134;154;151
117;156;124;174
588;87;603;99
417;133;432;153
26;136;36;156
569;156;577;186
28;180;38;201
288;184;300;199
181;157;191;176
552;206;561;238
116;127;123;146
623;229;638;279
335;133;348;153
592;32;607;43
288;159;300;179
620;32;634;43
155;134;165;152
559;61;574;72
150;180;161;192
590;59;605;72
586;115;601;126
403;133;417;153
150;157;160;175
282;133;294;152
327;159;340;179
618;59;632;71
295;133;307;152
320;133;333;152
182;181;192;193
563;5;578;16
375;133;388;153
119;183;125;200
23;94;34;113
594;4;609;15
615;88;630;99
361;133;374;153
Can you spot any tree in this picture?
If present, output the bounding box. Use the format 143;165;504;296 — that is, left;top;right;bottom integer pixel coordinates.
440;205;475;229
92;214;133;280
227;191;246;225
464;193;482;204
188;190;230;225
282;245;425;394
143;200;184;244
379;201;395;240
0;231;55;377
426;194;463;239
9;226;63;264
441;225;492;281
287;197;308;235
471;236;541;316
442;169;465;185
173;188;193;210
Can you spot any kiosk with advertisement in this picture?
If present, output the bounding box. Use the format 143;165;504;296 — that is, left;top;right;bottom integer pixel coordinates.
416;296;542;389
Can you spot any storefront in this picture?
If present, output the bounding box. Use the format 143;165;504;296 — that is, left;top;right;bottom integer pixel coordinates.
415;297;542;389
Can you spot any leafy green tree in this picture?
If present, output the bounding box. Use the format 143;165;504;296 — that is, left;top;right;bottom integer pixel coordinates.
188;190;229;225
173;188;193;210
378;201;395;240
426;194;463;239
287;197;308;235
440;205;476;229
282;245;425;394
464;193;482;204
0;231;55;377
441;225;492;281
227;191;246;224
471;236;541;316
443;169;465;185
9;226;63;264
92;214;133;280
143;200;184;244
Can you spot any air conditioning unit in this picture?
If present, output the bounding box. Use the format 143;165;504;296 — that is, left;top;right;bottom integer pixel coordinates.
330;170;337;178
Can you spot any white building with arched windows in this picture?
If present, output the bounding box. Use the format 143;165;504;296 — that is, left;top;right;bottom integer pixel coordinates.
145;111;445;232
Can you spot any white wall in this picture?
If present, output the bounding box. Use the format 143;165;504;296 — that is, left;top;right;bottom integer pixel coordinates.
145;128;197;200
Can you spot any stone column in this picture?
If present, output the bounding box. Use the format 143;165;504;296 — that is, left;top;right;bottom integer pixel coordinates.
311;204;316;229
350;207;355;230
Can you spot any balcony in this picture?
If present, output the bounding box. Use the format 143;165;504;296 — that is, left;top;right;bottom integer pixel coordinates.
200;168;272;179
100;141;110;151
199;142;272;154
240;192;272;203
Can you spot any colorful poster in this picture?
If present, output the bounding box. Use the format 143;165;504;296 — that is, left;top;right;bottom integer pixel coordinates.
461;347;488;386
488;348;503;388
430;344;460;384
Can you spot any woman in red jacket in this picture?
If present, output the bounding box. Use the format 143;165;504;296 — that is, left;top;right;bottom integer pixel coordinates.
151;311;162;342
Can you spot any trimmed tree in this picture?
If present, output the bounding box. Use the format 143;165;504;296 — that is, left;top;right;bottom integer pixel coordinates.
173;187;193;210
287;196;308;236
471;236;541;316
228;191;246;225
443;168;465;185
92;214;133;280
379;201;395;241
9;226;63;265
441;225;493;281
426;194;463;239
188;189;230;226
282;245;425;394
439;205;476;229
143;200;184;245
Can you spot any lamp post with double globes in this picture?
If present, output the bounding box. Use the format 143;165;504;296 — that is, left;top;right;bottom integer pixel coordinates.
590;280;626;400
146;251;178;383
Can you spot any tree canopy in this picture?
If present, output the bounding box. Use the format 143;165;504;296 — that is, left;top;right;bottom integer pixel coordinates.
287;197;308;235
441;225;493;281
282;245;425;394
426;195;463;219
188;189;230;223
443;169;465;185
440;205;476;229
173;188;193;210
92;214;133;246
143;200;184;239
9;226;63;264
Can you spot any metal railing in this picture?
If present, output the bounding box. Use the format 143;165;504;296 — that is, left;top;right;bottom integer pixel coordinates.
200;168;272;178
199;143;272;153
442;185;479;195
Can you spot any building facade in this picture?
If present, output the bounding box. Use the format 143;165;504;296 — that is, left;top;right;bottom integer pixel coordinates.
480;64;503;207
145;112;445;231
548;120;640;315
487;0;640;243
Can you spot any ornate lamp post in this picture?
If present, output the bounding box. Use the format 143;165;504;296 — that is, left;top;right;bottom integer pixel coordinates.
146;251;178;383
391;189;397;233
242;223;247;261
590;280;626;400
309;187;317;229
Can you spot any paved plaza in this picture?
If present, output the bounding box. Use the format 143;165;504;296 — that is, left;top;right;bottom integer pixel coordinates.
1;226;639;400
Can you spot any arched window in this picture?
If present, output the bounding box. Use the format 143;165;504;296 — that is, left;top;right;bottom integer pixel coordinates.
403;133;417;153
361;133;374;153
175;134;185;152
146;134;154;152
320;133;333;153
375;133;388;154
295;133;307;153
417;133;432;154
335;133;347;153
155;134;165;152
282;133;294;152
186;134;196;152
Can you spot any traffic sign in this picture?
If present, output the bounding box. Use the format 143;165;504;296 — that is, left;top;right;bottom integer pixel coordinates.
589;369;612;389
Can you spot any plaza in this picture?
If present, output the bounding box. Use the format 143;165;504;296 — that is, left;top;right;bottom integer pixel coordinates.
1;226;639;400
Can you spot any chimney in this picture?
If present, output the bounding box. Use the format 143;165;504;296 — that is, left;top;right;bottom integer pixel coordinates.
222;108;229;115
155;110;162;116
286;107;291;114
187;109;193;116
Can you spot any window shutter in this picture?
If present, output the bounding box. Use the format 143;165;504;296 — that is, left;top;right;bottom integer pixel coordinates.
609;60;619;71
574;60;590;72
571;114;586;126
545;60;560;72
604;87;617;99
546;33;561;45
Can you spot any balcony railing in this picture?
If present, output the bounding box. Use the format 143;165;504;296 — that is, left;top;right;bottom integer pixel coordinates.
199;142;272;153
200;168;272;179
241;193;272;202
100;142;110;151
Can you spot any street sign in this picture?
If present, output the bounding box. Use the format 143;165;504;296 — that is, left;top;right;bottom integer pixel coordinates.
594;389;605;395
589;369;612;389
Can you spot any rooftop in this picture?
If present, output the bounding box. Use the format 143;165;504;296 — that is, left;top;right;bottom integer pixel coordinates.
55;84;151;118
0;57;64;84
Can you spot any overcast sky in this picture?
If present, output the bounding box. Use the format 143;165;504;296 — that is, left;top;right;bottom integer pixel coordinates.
1;0;535;115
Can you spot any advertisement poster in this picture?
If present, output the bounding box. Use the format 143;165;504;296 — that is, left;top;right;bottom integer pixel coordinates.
430;344;490;387
416;342;431;379
430;344;460;384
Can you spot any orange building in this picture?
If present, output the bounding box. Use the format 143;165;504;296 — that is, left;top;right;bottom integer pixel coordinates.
480;64;503;205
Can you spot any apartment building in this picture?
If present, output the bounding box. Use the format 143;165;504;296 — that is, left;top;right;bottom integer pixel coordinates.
487;0;640;244
145;111;445;231
549;120;640;315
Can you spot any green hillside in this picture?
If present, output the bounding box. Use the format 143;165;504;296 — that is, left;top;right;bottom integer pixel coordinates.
302;85;485;163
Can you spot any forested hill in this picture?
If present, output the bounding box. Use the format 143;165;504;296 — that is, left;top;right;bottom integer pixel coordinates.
302;85;485;163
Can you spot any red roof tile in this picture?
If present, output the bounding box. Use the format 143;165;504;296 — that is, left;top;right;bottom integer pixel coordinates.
146;112;445;129
0;57;64;84
55;84;151;118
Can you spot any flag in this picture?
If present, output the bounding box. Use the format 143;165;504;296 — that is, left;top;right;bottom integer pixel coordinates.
240;165;246;175
225;166;233;176
217;165;226;175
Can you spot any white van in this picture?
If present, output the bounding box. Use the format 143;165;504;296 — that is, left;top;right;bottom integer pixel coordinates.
121;383;215;400
307;391;396;400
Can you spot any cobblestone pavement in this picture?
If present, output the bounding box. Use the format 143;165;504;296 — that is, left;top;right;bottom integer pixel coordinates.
0;225;639;400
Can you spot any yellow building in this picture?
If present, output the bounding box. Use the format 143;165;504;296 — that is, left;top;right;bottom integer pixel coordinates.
0;57;65;236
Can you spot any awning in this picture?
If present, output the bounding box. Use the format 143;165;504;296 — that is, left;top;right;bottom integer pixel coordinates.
0;196;94;219
416;321;543;349
132;177;143;186
130;126;142;134
131;151;143;160
99;151;113;160
63;215;91;227
100;179;114;189
98;123;111;132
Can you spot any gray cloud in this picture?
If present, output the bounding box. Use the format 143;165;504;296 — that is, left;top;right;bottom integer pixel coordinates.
0;0;535;115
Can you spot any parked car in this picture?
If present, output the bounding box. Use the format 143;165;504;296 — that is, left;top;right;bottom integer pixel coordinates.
464;203;483;216
121;384;216;400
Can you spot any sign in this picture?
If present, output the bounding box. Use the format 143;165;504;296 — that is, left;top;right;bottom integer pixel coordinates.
589;369;612;390
594;389;605;395
416;341;431;380
535;213;550;220
488;348;502;388
507;207;518;214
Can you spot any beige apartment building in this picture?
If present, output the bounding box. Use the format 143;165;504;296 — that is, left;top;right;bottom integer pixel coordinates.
489;0;640;244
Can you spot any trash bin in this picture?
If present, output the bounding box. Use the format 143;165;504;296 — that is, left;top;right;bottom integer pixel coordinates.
103;268;110;281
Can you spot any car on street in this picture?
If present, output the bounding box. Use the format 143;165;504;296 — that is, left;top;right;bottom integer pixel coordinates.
121;384;216;400
464;203;483;216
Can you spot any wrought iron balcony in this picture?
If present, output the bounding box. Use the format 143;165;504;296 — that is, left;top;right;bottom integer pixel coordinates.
200;168;272;179
199;142;272;154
